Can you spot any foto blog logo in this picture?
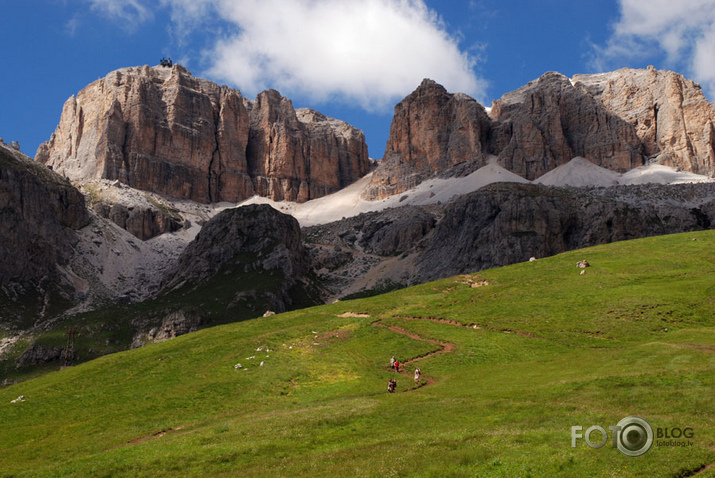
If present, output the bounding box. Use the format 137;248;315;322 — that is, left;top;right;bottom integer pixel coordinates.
571;416;654;457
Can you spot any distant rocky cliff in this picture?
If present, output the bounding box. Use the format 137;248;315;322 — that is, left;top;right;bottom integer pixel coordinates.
489;72;643;179
573;67;715;176
37;64;369;203
309;181;714;296
87;180;183;241
415;182;715;282
364;79;491;200
365;67;715;198
0;143;89;291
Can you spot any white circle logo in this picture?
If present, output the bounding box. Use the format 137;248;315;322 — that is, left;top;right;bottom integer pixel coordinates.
615;416;654;457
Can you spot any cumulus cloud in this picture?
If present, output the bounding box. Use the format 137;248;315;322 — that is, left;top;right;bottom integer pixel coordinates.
78;0;486;108
202;0;486;109
591;0;715;96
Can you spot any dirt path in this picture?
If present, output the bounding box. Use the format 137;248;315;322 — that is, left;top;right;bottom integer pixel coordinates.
373;319;457;392
345;312;555;393
119;424;194;449
394;315;551;340
687;463;714;477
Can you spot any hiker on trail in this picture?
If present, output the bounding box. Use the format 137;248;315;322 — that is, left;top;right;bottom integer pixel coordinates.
390;356;395;369
388;379;396;393
394;360;400;373
414;368;421;384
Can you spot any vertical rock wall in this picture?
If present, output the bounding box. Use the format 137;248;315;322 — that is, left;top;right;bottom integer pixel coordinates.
37;65;370;203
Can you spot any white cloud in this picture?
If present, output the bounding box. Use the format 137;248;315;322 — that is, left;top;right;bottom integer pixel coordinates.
159;0;216;45
65;15;81;36
592;0;715;97
194;0;486;109
78;0;486;109
86;0;153;24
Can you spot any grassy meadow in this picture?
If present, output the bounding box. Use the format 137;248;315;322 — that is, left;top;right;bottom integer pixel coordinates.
1;230;714;477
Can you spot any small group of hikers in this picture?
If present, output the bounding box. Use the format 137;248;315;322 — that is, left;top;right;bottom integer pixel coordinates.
388;356;421;392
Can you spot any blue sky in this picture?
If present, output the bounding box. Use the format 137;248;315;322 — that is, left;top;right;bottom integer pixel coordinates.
2;0;715;160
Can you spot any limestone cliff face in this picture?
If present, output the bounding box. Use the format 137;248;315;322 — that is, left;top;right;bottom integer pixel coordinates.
37;65;369;203
573;67;715;176
489;72;643;179
245;90;369;202
364;79;490;200
366;68;715;197
0;143;89;289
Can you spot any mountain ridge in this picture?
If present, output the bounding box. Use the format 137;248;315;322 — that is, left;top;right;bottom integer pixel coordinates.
365;66;715;199
36;64;370;204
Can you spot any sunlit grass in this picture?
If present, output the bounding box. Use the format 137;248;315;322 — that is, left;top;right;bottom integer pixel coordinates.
1;230;713;477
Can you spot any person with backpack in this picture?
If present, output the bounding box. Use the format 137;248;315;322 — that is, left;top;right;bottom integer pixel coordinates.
390;356;395;369
414;368;421;385
394;360;400;373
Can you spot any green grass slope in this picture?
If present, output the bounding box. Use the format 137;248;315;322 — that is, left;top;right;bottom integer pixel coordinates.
1;230;714;477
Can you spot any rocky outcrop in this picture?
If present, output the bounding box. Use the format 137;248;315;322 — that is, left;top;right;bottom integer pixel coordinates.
131;310;204;348
303;206;438;299
573;66;715;176
306;181;714;298
153;310;203;341
489;72;644;179
364;79;491;199
37;64;369;203
85;180;183;241
92;201;182;241
15;343;64;368
415;182;715;281
366;68;715;199
305;206;437;256
0;143;89;289
163;203;315;313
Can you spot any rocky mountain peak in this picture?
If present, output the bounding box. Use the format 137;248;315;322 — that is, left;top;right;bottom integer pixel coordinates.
414;78;448;95
492;71;572;110
366;67;715;198
36;65;370;204
490;69;644;179
362;77;491;200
